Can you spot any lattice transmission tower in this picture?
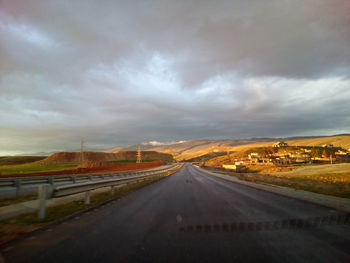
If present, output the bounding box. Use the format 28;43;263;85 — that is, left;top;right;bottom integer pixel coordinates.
136;145;142;163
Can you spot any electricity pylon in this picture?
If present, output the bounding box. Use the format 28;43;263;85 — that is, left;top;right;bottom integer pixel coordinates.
80;138;84;165
136;145;142;163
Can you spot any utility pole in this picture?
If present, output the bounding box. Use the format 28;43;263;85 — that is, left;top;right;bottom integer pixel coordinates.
136;145;142;163
80;138;84;165
227;150;232;163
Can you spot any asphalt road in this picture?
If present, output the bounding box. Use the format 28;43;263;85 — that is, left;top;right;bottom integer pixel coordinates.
2;164;350;263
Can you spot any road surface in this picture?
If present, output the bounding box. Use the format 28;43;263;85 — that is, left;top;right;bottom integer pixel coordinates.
2;164;350;263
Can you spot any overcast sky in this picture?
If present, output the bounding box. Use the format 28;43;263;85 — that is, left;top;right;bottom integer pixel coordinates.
1;0;350;155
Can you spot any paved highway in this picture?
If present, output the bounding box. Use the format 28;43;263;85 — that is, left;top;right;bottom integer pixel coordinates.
2;164;350;263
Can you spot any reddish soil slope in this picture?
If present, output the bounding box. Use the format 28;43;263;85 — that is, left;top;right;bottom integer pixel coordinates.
40;151;173;164
39;152;120;164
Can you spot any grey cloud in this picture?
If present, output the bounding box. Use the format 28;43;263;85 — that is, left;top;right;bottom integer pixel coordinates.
0;0;349;154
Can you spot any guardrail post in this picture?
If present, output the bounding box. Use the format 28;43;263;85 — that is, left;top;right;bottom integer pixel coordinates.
48;177;54;185
111;186;115;196
14;179;22;198
38;185;47;220
84;191;91;205
71;175;76;183
89;175;93;181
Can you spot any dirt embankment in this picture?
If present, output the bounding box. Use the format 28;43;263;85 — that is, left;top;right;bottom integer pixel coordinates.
2;161;164;178
40;151;174;164
75;161;164;173
39;152;120;164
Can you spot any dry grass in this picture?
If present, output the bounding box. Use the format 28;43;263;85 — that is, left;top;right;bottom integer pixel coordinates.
244;165;297;173
203;164;350;199
272;163;350;183
286;135;350;149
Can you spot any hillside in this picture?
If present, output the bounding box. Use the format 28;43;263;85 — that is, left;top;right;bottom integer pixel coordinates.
273;163;350;179
206;135;350;166
40;151;174;164
286;135;350;149
104;144;155;153
0;156;46;165
105;134;350;161
104;138;278;161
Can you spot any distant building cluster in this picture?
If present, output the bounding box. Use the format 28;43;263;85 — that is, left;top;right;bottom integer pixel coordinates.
220;141;350;171
247;150;312;165
335;149;350;161
272;141;288;148
222;162;246;172
322;144;334;148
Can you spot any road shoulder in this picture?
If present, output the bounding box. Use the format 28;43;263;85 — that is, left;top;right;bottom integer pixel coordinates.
194;166;350;213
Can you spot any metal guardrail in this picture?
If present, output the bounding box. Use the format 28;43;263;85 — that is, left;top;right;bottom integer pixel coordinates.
52;165;181;198
34;164;183;219
0;164;178;197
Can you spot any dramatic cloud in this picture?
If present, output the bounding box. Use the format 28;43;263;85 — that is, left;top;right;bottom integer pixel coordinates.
0;0;350;154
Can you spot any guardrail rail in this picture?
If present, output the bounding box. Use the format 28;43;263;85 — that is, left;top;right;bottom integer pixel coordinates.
0;164;179;198
31;163;183;219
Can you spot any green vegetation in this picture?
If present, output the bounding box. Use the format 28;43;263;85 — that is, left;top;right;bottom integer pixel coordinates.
0;162;77;176
0;193;38;207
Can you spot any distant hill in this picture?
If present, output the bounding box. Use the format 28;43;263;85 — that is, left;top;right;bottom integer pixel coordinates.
104;144;155;152
0;156;46;165
104;135;350;161
206;135;350;166
285;135;350;149
40;151;174;164
14;152;53;157
104;138;277;161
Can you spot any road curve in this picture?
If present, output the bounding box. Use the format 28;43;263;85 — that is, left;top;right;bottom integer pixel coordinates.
2;163;350;263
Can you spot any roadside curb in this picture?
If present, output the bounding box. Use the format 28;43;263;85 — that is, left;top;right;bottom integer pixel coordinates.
195;166;350;213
